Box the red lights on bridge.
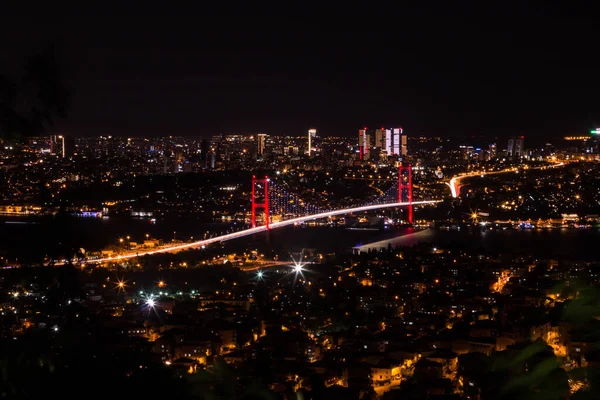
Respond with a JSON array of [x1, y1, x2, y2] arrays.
[[398, 164, 413, 224], [251, 176, 269, 229]]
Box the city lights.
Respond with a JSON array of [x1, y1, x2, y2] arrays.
[[116, 280, 126, 292], [293, 263, 304, 273], [2, 14, 600, 399], [76, 200, 439, 265]]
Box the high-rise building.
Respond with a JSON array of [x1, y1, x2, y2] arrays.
[[50, 134, 75, 158], [308, 128, 317, 156], [256, 133, 267, 158], [375, 128, 385, 148], [392, 128, 401, 155], [49, 134, 62, 156], [200, 139, 210, 168], [385, 129, 392, 154], [507, 136, 524, 157], [361, 126, 404, 159], [358, 127, 370, 160], [489, 143, 497, 159]]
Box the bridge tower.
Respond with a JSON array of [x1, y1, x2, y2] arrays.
[[398, 164, 413, 223], [251, 176, 270, 229]]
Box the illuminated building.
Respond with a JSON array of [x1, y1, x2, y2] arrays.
[[401, 132, 407, 156], [385, 128, 392, 154], [507, 136, 524, 158], [375, 128, 385, 148], [256, 133, 267, 158], [393, 128, 401, 155], [358, 127, 370, 160], [308, 128, 317, 156], [564, 136, 591, 141], [49, 134, 75, 158], [489, 143, 497, 158]]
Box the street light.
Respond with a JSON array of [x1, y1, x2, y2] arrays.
[[116, 280, 126, 292]]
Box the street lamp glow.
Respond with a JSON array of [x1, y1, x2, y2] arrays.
[[146, 298, 156, 308], [12, 292, 18, 298], [293, 263, 304, 273], [256, 270, 264, 279]]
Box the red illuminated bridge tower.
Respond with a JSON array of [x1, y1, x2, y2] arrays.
[[398, 164, 413, 224], [251, 176, 269, 229]]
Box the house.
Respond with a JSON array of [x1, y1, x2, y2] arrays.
[[370, 359, 402, 384], [169, 357, 197, 377], [426, 349, 458, 381], [414, 358, 443, 382]]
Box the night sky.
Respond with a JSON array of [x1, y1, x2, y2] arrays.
[[3, 3, 600, 142]]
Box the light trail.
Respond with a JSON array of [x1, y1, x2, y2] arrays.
[[447, 162, 565, 198], [82, 200, 440, 264]]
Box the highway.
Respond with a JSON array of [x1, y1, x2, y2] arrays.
[[448, 162, 565, 198], [83, 200, 440, 264]]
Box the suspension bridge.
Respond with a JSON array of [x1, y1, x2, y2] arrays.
[[84, 165, 440, 264]]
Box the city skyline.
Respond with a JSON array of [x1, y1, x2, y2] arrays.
[[2, 5, 600, 399]]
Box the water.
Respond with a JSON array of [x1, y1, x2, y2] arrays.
[[1, 214, 599, 263], [358, 227, 600, 260], [0, 215, 231, 262]]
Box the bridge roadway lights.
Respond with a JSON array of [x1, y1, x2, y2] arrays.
[[78, 200, 440, 265]]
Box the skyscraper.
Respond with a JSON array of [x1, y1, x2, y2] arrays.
[[375, 128, 385, 148], [507, 136, 524, 157], [392, 128, 401, 155], [256, 133, 267, 158], [49, 134, 62, 156], [401, 133, 407, 156], [63, 135, 75, 158], [308, 128, 317, 156], [385, 129, 392, 154], [489, 143, 497, 159], [50, 134, 75, 158], [358, 127, 370, 160], [200, 139, 210, 168]]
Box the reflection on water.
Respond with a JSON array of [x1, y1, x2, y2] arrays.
[[357, 229, 435, 251], [1, 214, 599, 262], [359, 227, 600, 259]]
